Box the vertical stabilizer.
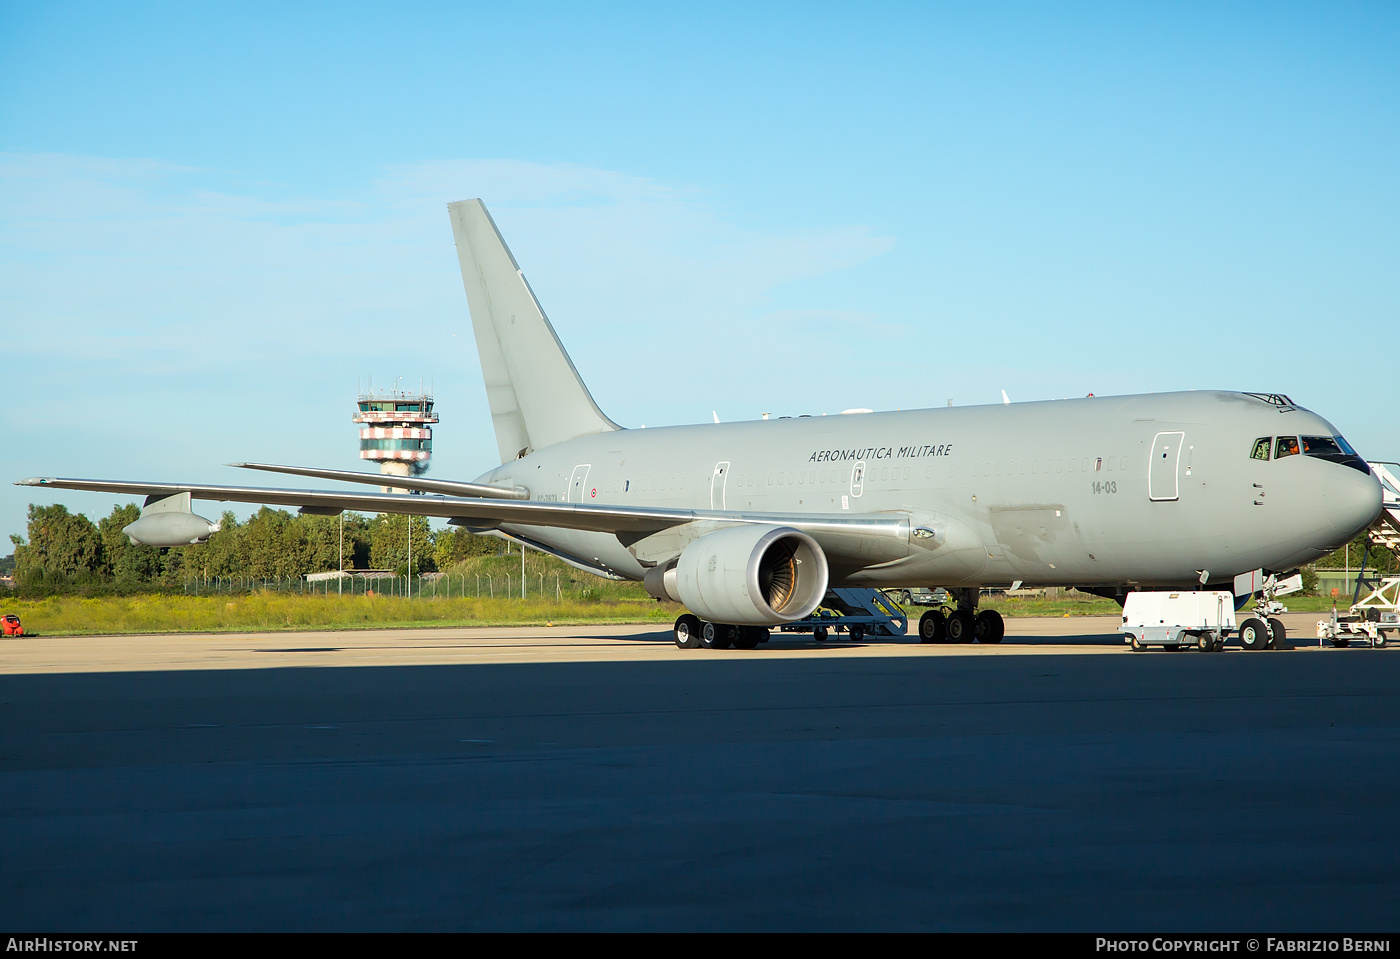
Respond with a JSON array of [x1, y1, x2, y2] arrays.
[[449, 199, 620, 463]]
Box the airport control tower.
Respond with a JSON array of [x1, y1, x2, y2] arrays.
[[353, 386, 437, 493]]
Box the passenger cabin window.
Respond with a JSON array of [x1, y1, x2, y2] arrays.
[[1250, 438, 1271, 461], [1275, 436, 1300, 459]]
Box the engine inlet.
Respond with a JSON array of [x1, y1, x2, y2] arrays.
[[759, 539, 798, 611]]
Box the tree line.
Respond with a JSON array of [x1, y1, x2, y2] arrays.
[[5, 501, 1396, 598], [6, 502, 505, 596]]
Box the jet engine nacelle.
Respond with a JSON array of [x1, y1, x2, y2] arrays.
[[122, 492, 221, 546], [659, 525, 829, 626]]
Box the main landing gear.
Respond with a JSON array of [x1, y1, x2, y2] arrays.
[[917, 588, 1004, 645], [673, 613, 769, 650]]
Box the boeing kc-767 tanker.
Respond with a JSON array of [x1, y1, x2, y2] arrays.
[[20, 200, 1384, 649]]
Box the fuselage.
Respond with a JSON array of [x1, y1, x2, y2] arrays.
[[476, 390, 1381, 591]]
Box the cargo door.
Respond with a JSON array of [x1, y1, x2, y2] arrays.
[[1148, 432, 1185, 502]]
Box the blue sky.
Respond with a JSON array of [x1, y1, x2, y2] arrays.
[[2, 2, 1396, 543]]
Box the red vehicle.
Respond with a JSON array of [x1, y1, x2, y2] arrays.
[[1, 614, 23, 637]]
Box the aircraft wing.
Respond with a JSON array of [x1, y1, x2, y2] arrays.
[[15, 476, 910, 544]]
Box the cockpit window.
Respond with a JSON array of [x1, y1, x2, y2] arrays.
[[1301, 435, 1372, 474], [1250, 437, 1271, 461], [1301, 436, 1342, 458], [1275, 436, 1300, 459]]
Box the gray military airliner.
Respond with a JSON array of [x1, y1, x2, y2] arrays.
[[19, 200, 1383, 649]]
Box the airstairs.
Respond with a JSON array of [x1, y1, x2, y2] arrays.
[[778, 588, 909, 642], [1318, 462, 1400, 647]]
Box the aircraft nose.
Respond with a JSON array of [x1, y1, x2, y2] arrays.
[[1324, 466, 1383, 539]]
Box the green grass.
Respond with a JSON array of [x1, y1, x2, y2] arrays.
[[3, 591, 680, 637], [2, 543, 1359, 637], [980, 593, 1124, 617]]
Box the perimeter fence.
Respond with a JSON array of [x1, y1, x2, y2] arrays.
[[182, 572, 605, 601]]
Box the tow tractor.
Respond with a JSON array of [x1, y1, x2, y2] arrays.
[[1317, 461, 1400, 648]]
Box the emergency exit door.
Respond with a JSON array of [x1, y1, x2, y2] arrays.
[[710, 461, 730, 510], [567, 464, 591, 502]]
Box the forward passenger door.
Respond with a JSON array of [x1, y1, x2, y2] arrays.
[[1148, 432, 1185, 502]]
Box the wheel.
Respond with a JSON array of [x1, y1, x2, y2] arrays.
[[947, 610, 975, 643], [1197, 631, 1213, 651], [701, 622, 733, 649], [674, 614, 703, 649], [1267, 617, 1292, 650], [900, 590, 913, 606], [732, 626, 761, 649], [918, 609, 946, 644], [1238, 617, 1268, 651], [1377, 632, 1388, 649], [1129, 633, 1145, 651], [813, 625, 828, 642], [849, 624, 865, 642], [974, 609, 1004, 644]]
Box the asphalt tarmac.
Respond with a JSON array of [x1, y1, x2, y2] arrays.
[[2, 614, 1397, 932]]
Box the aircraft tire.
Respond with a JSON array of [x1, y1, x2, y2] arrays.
[[674, 614, 703, 649], [918, 609, 946, 643], [1239, 618, 1269, 651], [702, 622, 734, 650], [1268, 617, 1292, 650], [947, 610, 975, 643], [732, 626, 762, 649], [974, 609, 1004, 644]]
